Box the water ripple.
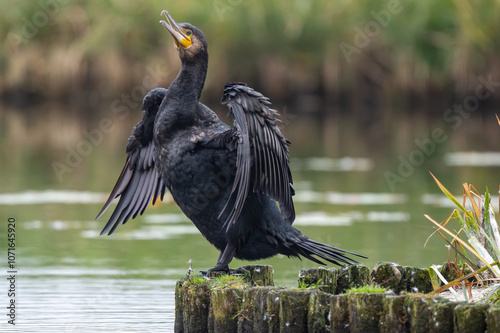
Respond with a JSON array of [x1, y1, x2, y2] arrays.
[[292, 157, 374, 172], [444, 151, 500, 167]]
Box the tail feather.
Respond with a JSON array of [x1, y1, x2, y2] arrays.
[[308, 239, 367, 258], [293, 244, 328, 266], [294, 238, 366, 266]]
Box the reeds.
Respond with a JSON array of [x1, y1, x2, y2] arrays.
[[425, 172, 500, 303], [1, 0, 499, 103]]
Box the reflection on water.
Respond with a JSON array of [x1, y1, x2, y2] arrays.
[[1, 102, 500, 331], [445, 152, 500, 166], [294, 190, 407, 205], [0, 190, 106, 205], [18, 267, 176, 333], [423, 193, 500, 208], [82, 225, 200, 240], [292, 157, 374, 172], [293, 211, 410, 226]]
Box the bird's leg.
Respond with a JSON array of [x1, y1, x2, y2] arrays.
[[203, 242, 236, 276]]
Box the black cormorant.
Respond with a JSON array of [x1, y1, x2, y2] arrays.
[[96, 10, 366, 274]]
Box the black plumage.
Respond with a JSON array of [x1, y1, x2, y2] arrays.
[[96, 10, 366, 273]]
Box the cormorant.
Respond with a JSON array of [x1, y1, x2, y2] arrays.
[[96, 10, 366, 274]]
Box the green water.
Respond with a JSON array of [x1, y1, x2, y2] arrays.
[[1, 102, 499, 332]]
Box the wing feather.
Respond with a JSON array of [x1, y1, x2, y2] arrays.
[[96, 88, 168, 235], [218, 82, 295, 230]]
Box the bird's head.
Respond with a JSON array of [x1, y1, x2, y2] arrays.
[[159, 11, 207, 60]]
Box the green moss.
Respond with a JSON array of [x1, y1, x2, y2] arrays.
[[180, 283, 211, 332], [280, 290, 312, 330], [403, 266, 433, 293], [210, 274, 248, 290], [371, 262, 406, 294], [346, 284, 387, 294], [298, 278, 323, 290], [330, 295, 350, 332], [298, 267, 337, 293], [486, 306, 500, 332], [307, 291, 331, 332], [180, 273, 248, 290], [454, 304, 489, 332], [336, 264, 371, 294], [182, 275, 208, 286], [379, 295, 409, 333], [210, 288, 244, 332]]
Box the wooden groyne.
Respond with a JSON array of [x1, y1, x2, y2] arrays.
[[174, 263, 500, 332]]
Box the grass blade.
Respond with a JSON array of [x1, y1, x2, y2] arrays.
[[469, 236, 500, 277], [464, 183, 481, 223], [425, 214, 498, 276], [430, 265, 459, 299], [428, 267, 441, 290], [430, 172, 471, 217]]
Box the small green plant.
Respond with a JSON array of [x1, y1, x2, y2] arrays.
[[183, 275, 208, 287], [345, 284, 387, 294], [298, 278, 323, 290]]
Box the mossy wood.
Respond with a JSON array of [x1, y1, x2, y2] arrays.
[[174, 264, 500, 332]]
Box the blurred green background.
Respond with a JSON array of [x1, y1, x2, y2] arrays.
[[2, 0, 500, 104], [1, 1, 500, 331]]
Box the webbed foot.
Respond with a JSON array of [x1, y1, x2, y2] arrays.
[[200, 264, 229, 277]]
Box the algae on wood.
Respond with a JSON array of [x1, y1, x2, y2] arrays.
[[174, 264, 500, 333], [371, 262, 406, 294], [174, 280, 185, 333], [330, 294, 350, 333], [209, 288, 244, 332], [280, 289, 312, 332], [266, 289, 283, 332], [336, 264, 370, 294], [486, 306, 500, 332], [298, 267, 337, 293], [175, 282, 211, 333], [307, 291, 331, 333], [429, 298, 458, 333], [403, 266, 433, 293], [208, 265, 274, 286], [379, 295, 410, 333], [454, 303, 488, 333], [237, 265, 274, 286], [238, 287, 276, 332], [348, 293, 384, 332], [407, 296, 433, 333]]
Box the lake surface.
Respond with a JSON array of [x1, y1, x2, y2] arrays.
[[1, 102, 499, 332]]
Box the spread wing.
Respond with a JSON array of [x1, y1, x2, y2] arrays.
[[217, 82, 295, 231], [96, 88, 168, 235]]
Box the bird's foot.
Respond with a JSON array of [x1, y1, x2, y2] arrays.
[[200, 266, 250, 278], [200, 263, 228, 277]]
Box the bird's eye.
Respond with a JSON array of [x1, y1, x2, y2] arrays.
[[185, 30, 192, 36]]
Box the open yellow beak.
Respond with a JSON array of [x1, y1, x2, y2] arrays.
[[159, 11, 192, 48]]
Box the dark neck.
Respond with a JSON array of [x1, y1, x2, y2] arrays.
[[170, 51, 208, 102]]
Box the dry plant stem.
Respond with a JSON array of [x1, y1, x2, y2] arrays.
[[429, 261, 499, 295], [425, 215, 499, 277]]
